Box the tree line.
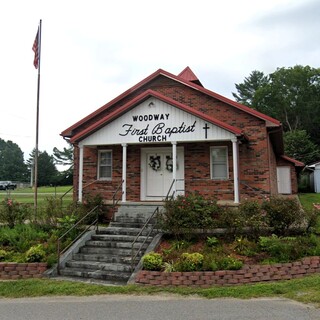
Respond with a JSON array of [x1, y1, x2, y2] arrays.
[[1, 64, 319, 185], [0, 138, 73, 186], [233, 65, 320, 164]]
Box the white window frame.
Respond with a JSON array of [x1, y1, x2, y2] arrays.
[[98, 150, 112, 180], [210, 146, 229, 180]]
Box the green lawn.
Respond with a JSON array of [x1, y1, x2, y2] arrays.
[[0, 186, 73, 204], [299, 193, 320, 211], [0, 275, 320, 307]]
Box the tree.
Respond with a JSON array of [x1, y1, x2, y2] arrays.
[[53, 145, 74, 185], [254, 66, 320, 144], [284, 130, 320, 164], [232, 70, 269, 106], [27, 150, 58, 186], [234, 65, 320, 146], [53, 145, 73, 167], [0, 138, 28, 181]]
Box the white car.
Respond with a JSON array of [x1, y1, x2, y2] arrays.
[[0, 181, 17, 190]]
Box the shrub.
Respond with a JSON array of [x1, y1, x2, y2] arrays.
[[203, 253, 219, 271], [208, 260, 219, 272], [216, 200, 266, 239], [258, 234, 312, 263], [0, 249, 8, 261], [233, 236, 257, 256], [216, 207, 245, 238], [35, 196, 64, 226], [203, 254, 243, 271], [142, 252, 163, 271], [163, 261, 175, 272], [159, 193, 221, 239], [171, 240, 191, 250], [238, 200, 266, 239], [0, 198, 31, 228], [262, 197, 303, 235], [304, 207, 320, 234], [25, 244, 46, 262], [57, 214, 77, 231], [220, 256, 243, 270], [174, 252, 204, 272], [81, 193, 106, 223], [0, 224, 49, 252], [206, 236, 219, 247]]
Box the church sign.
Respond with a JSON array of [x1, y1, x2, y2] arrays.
[[79, 98, 235, 146], [119, 112, 197, 143]]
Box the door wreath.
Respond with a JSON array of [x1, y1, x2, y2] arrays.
[[149, 155, 161, 171], [166, 155, 173, 172]]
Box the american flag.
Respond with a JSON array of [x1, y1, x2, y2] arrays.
[[32, 29, 39, 69]]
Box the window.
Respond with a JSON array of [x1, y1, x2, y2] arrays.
[[211, 147, 228, 180], [98, 150, 112, 180]]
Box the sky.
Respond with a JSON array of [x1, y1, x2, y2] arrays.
[[0, 0, 319, 161]]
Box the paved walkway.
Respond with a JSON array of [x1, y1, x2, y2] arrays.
[[0, 295, 319, 320]]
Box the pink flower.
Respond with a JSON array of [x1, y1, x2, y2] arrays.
[[7, 199, 13, 207], [313, 203, 320, 210]]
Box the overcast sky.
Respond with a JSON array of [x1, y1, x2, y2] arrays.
[[0, 0, 319, 160]]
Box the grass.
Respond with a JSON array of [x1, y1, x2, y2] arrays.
[[0, 276, 320, 307], [0, 192, 319, 307], [299, 193, 320, 211], [0, 185, 73, 204]]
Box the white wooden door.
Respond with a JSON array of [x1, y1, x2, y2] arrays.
[[146, 152, 172, 198], [142, 148, 184, 200], [277, 166, 292, 194]]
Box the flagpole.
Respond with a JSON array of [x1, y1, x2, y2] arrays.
[[34, 19, 42, 214]]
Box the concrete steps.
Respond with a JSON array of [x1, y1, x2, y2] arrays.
[[57, 204, 162, 284]]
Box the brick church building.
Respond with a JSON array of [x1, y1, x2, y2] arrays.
[[61, 67, 303, 205]]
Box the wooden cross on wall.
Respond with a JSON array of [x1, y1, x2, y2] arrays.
[[203, 123, 210, 139]]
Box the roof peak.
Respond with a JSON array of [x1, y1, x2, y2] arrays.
[[178, 66, 203, 87]]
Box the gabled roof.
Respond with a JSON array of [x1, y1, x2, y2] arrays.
[[70, 89, 245, 144], [306, 160, 320, 169], [280, 155, 304, 167], [61, 67, 281, 138], [178, 66, 203, 86]]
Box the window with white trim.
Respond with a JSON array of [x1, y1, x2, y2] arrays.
[[211, 146, 228, 180], [98, 150, 112, 180]]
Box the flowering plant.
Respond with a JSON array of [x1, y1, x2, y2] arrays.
[[0, 198, 31, 228]]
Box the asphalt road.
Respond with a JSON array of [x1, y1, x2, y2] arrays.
[[1, 295, 319, 320]]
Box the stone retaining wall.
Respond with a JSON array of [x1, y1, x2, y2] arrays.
[[0, 263, 47, 280], [135, 256, 320, 287]]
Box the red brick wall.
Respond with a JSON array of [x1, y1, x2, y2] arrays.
[[77, 141, 276, 202], [0, 263, 47, 280], [268, 135, 278, 195], [72, 77, 282, 202], [135, 256, 320, 287], [184, 142, 234, 200]]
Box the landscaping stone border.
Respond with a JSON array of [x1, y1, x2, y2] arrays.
[[0, 263, 47, 280], [135, 256, 320, 287]]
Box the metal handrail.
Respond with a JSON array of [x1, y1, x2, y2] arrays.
[[131, 206, 159, 271], [165, 179, 176, 201], [110, 179, 124, 222], [59, 180, 101, 203], [130, 179, 182, 271], [57, 205, 100, 275], [112, 179, 124, 208], [60, 186, 73, 202]]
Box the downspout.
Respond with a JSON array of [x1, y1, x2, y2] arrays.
[[78, 145, 84, 202], [232, 138, 240, 204], [267, 130, 272, 194], [172, 141, 177, 198]]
